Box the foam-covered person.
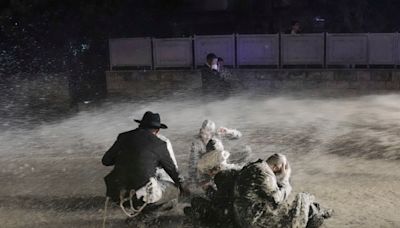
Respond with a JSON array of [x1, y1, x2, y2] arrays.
[[233, 153, 333, 228], [188, 119, 246, 187]]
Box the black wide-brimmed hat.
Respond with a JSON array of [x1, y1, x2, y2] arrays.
[[134, 111, 168, 129]]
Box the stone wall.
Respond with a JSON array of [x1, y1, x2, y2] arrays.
[[106, 70, 201, 96], [0, 73, 71, 120], [106, 69, 400, 96]]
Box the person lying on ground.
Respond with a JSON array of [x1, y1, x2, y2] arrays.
[[234, 153, 333, 228]]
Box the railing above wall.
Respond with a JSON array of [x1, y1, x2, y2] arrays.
[[194, 34, 235, 67], [109, 38, 152, 69], [236, 34, 279, 66], [281, 33, 324, 66], [109, 33, 400, 70], [153, 37, 193, 68]]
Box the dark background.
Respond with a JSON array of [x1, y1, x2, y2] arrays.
[[1, 0, 399, 101]]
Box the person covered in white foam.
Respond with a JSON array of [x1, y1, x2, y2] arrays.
[[197, 138, 242, 189], [188, 119, 247, 187]]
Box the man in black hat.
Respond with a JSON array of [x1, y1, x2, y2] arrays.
[[102, 111, 186, 208]]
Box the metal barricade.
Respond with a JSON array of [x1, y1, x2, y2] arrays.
[[236, 34, 279, 66]]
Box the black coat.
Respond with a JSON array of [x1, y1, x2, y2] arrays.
[[201, 65, 230, 93], [102, 128, 182, 202]]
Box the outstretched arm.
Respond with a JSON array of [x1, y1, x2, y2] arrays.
[[101, 135, 122, 166], [217, 127, 242, 139]]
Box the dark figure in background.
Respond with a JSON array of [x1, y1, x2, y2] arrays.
[[217, 57, 246, 90], [102, 111, 186, 208], [286, 20, 302, 34], [201, 53, 231, 96]]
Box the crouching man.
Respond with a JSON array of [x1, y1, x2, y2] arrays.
[[102, 111, 187, 217], [233, 154, 333, 228]]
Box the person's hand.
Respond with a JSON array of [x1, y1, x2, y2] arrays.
[[217, 127, 227, 134], [208, 166, 221, 177], [280, 161, 291, 180], [179, 183, 191, 197]]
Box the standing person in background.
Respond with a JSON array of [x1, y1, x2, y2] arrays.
[[217, 57, 231, 81], [217, 57, 245, 90], [286, 20, 302, 34], [201, 53, 230, 96]]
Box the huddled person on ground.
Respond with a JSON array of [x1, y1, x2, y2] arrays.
[[185, 153, 333, 228]]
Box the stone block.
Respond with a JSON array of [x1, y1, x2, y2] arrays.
[[368, 81, 387, 89], [281, 81, 303, 89], [303, 80, 325, 89], [306, 71, 323, 81], [325, 81, 337, 89], [255, 72, 273, 80], [358, 81, 369, 90], [391, 71, 400, 82], [357, 71, 370, 81], [385, 82, 400, 90], [334, 71, 357, 81], [283, 71, 305, 80], [271, 80, 284, 89], [335, 81, 350, 89], [321, 71, 334, 81], [370, 71, 392, 81], [348, 81, 361, 89], [148, 74, 159, 81], [173, 74, 185, 81]]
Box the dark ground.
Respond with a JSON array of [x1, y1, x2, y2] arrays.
[[0, 92, 399, 227]]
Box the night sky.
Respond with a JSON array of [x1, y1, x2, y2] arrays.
[[1, 0, 400, 99]]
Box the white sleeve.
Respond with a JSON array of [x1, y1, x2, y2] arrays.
[[157, 134, 178, 169], [218, 127, 242, 139]]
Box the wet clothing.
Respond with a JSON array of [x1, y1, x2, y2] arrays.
[[185, 170, 240, 227], [219, 68, 245, 90], [197, 138, 243, 186], [188, 127, 243, 185], [102, 128, 182, 202], [201, 65, 231, 94], [155, 134, 179, 183], [233, 159, 330, 228]]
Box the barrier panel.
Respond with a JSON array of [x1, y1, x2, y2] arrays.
[[236, 34, 279, 66], [281, 33, 324, 65], [153, 38, 193, 68], [368, 33, 397, 65], [327, 34, 368, 65], [109, 38, 152, 68], [109, 33, 400, 69], [194, 35, 235, 67]]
